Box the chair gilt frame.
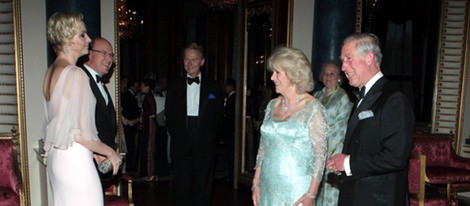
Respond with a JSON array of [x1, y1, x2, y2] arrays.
[[354, 0, 470, 154]]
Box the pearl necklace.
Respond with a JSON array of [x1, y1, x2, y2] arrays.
[[281, 96, 304, 112]]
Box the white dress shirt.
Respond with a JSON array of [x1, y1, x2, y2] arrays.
[[345, 71, 384, 176], [83, 64, 109, 105], [186, 73, 201, 116]]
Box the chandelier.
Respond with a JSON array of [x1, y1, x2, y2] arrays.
[[118, 0, 140, 40], [202, 0, 239, 10]]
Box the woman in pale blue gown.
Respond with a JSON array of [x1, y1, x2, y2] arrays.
[[314, 62, 353, 206], [252, 46, 327, 206]]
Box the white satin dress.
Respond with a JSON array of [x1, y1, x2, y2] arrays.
[[44, 65, 103, 206]]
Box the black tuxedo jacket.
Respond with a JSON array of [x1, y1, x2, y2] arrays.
[[165, 76, 224, 160], [81, 67, 117, 149], [223, 92, 236, 137], [339, 77, 414, 206], [121, 89, 140, 121]]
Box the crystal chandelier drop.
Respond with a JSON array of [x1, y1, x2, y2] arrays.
[[202, 0, 239, 10], [118, 0, 140, 40]]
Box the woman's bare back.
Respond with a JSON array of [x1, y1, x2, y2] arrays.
[[44, 58, 71, 101]]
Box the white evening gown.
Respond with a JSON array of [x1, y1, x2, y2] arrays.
[[44, 65, 103, 206]]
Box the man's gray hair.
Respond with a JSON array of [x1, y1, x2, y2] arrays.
[[344, 33, 383, 65]]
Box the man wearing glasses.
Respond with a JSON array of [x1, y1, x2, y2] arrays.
[[81, 37, 117, 159]]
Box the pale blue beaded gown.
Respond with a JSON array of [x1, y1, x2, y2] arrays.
[[256, 97, 327, 206]]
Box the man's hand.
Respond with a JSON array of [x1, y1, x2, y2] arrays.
[[327, 153, 347, 174]]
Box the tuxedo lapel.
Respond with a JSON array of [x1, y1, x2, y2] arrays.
[[182, 79, 188, 116], [81, 66, 114, 120], [81, 67, 107, 108], [92, 80, 108, 109], [199, 76, 209, 118], [344, 77, 387, 150], [103, 84, 116, 128], [179, 79, 188, 129]]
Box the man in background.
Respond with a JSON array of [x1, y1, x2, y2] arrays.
[[165, 43, 224, 206], [121, 79, 141, 173], [222, 78, 236, 184]]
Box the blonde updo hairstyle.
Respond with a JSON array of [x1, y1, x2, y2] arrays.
[[268, 46, 314, 94], [47, 12, 84, 54]]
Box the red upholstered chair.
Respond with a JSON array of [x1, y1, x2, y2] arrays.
[[411, 132, 470, 203], [0, 138, 20, 206], [408, 155, 453, 206], [104, 173, 134, 206]]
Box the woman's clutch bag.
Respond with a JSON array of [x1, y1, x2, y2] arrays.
[[98, 158, 112, 174]]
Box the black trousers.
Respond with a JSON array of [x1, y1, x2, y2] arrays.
[[156, 125, 169, 176], [173, 116, 215, 206], [124, 124, 139, 172]]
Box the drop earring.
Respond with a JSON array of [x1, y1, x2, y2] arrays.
[[65, 45, 70, 55]]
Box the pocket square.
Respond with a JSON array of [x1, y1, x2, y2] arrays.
[[358, 110, 374, 120], [208, 93, 216, 99]]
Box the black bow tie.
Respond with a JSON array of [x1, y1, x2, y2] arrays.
[[96, 75, 103, 83], [187, 76, 200, 85], [359, 86, 366, 99]]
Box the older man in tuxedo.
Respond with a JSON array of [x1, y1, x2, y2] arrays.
[[327, 33, 414, 205], [81, 37, 117, 151], [165, 43, 224, 206]]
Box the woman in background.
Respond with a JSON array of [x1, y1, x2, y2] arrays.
[[139, 79, 157, 181], [252, 46, 327, 206], [314, 61, 353, 206], [43, 12, 122, 205]]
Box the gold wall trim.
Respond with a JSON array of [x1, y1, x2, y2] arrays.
[[354, 0, 362, 33], [12, 0, 30, 204], [114, 0, 123, 152], [457, 0, 469, 154], [432, 0, 469, 154], [286, 0, 293, 46]]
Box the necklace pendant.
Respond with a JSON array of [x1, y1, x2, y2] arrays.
[[281, 98, 299, 112]]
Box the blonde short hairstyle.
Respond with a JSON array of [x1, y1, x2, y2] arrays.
[[268, 46, 314, 94], [47, 12, 84, 53]]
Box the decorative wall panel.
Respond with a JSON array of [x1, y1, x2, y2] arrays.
[[432, 0, 469, 153]]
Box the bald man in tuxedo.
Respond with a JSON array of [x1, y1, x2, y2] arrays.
[[81, 37, 117, 166]]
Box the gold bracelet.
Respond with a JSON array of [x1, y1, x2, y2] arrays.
[[305, 193, 316, 199]]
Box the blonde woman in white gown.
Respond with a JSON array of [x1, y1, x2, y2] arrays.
[[43, 12, 122, 206]]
